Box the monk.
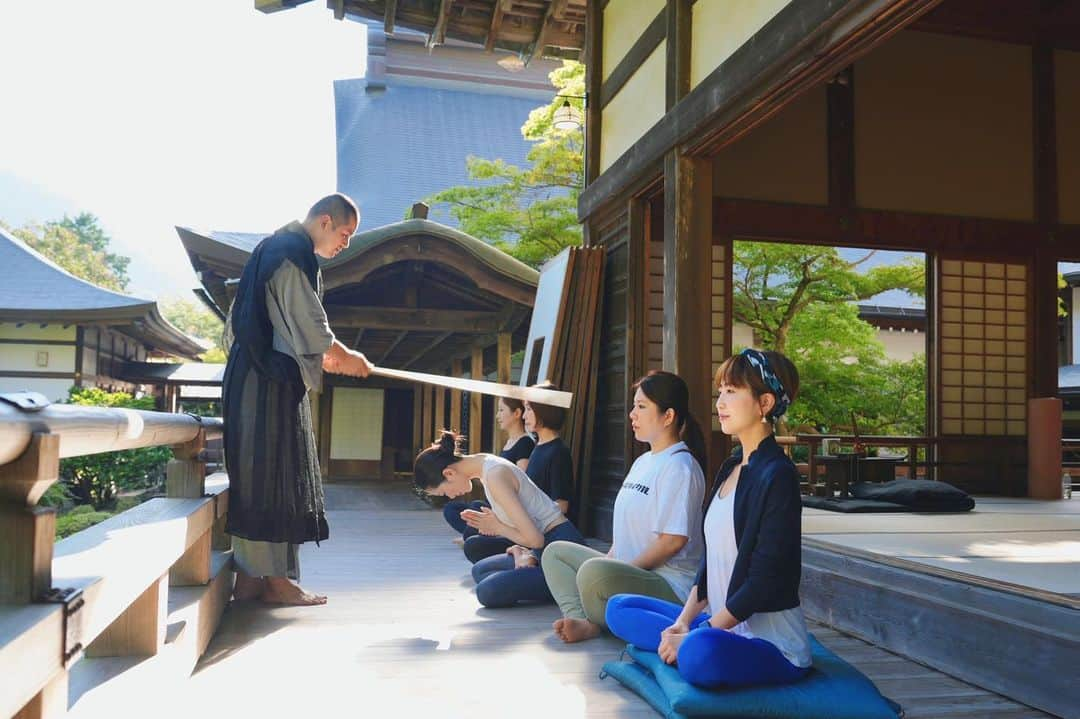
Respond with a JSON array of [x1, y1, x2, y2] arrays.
[[223, 193, 372, 605]]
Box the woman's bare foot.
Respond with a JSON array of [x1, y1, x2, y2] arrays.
[[232, 573, 266, 601], [261, 576, 327, 606], [552, 617, 601, 643], [507, 545, 538, 569]]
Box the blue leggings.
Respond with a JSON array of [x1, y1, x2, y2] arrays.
[[605, 594, 808, 689], [471, 521, 586, 608]]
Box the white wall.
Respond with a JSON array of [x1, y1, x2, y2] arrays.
[[330, 387, 385, 461]]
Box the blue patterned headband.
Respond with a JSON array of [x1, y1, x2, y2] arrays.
[[740, 348, 791, 421]]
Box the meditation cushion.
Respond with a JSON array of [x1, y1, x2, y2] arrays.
[[851, 478, 975, 512], [602, 635, 901, 719], [801, 495, 908, 513]]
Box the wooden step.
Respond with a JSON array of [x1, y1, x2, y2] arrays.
[[67, 551, 233, 716]]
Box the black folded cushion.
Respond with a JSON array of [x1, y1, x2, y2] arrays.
[[850, 479, 975, 512]]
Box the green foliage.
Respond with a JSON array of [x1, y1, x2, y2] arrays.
[[60, 387, 172, 509], [13, 213, 130, 291], [56, 510, 115, 539], [1059, 272, 1069, 319], [733, 242, 927, 436], [425, 61, 584, 267], [38, 481, 73, 509], [160, 297, 226, 362]]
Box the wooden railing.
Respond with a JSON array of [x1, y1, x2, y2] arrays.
[[1064, 439, 1080, 492], [0, 395, 229, 719], [787, 434, 938, 497]]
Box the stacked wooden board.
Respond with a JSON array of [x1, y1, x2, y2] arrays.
[[532, 246, 606, 533]]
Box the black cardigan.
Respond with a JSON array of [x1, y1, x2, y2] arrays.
[[693, 433, 803, 622]]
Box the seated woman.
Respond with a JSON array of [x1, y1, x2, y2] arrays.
[[541, 371, 706, 643], [414, 431, 586, 608], [462, 387, 573, 563], [442, 397, 535, 540], [605, 349, 812, 689]]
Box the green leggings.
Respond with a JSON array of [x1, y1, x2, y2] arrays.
[[539, 540, 681, 626]]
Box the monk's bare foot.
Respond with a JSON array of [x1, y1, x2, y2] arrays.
[[261, 577, 327, 606], [507, 545, 538, 569], [232, 573, 266, 601], [555, 618, 601, 643]]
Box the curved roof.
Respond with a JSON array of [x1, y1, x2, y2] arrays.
[[0, 225, 151, 316], [324, 218, 538, 287], [0, 226, 207, 359], [178, 217, 538, 312]]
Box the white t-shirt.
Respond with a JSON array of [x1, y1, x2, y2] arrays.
[[703, 487, 812, 668], [610, 442, 705, 600]]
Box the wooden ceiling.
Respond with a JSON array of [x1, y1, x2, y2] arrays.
[[333, 0, 586, 62], [912, 0, 1080, 50]]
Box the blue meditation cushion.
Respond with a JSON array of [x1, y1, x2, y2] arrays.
[[601, 658, 689, 719], [609, 635, 901, 718]]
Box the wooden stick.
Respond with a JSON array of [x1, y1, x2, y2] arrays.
[[371, 367, 573, 408]]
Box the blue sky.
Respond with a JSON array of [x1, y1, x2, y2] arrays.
[[0, 1, 364, 300]]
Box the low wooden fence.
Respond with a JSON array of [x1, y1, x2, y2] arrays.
[[0, 395, 230, 718]]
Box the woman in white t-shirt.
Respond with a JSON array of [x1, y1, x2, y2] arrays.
[[540, 371, 706, 643]]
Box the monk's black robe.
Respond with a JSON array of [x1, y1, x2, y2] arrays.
[[222, 222, 332, 545]]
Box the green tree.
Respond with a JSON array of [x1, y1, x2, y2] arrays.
[[425, 61, 584, 267], [12, 213, 130, 291], [60, 387, 172, 508], [733, 242, 927, 435], [161, 297, 227, 363]]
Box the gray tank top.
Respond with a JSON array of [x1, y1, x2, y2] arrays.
[[481, 455, 564, 533]]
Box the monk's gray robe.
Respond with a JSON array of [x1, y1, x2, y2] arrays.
[[222, 222, 334, 578]]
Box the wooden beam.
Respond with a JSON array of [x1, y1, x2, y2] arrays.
[[402, 332, 454, 370], [326, 306, 506, 332], [663, 150, 712, 472], [413, 384, 423, 454], [526, 0, 566, 66], [435, 378, 447, 436], [827, 66, 856, 211], [469, 347, 484, 453], [420, 380, 433, 448], [377, 331, 409, 365], [666, 0, 691, 111], [584, 0, 602, 185], [333, 0, 345, 20], [352, 327, 365, 350], [485, 0, 506, 53], [600, 8, 666, 109], [580, 0, 941, 221], [384, 0, 398, 35], [429, 0, 452, 48]]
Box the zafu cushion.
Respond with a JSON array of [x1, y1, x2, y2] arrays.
[[851, 479, 975, 512], [602, 635, 900, 719]]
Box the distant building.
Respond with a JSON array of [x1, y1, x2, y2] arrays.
[[334, 21, 562, 230], [0, 227, 206, 403]]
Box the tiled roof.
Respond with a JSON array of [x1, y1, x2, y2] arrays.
[[334, 79, 540, 231], [0, 225, 151, 314]]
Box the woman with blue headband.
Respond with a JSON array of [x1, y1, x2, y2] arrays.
[[605, 349, 812, 688]]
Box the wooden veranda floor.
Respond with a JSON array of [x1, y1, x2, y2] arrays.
[[164, 480, 1053, 719]]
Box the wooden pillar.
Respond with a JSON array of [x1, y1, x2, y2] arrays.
[[450, 359, 463, 434], [665, 0, 690, 111], [1032, 43, 1059, 400], [1028, 398, 1063, 499], [584, 0, 602, 185], [494, 334, 512, 450], [435, 375, 447, 435], [167, 428, 211, 585], [413, 385, 424, 455], [420, 381, 432, 448], [663, 149, 713, 473], [470, 347, 484, 453], [0, 434, 60, 604]]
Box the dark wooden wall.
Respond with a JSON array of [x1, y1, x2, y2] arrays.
[[585, 211, 631, 540]]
